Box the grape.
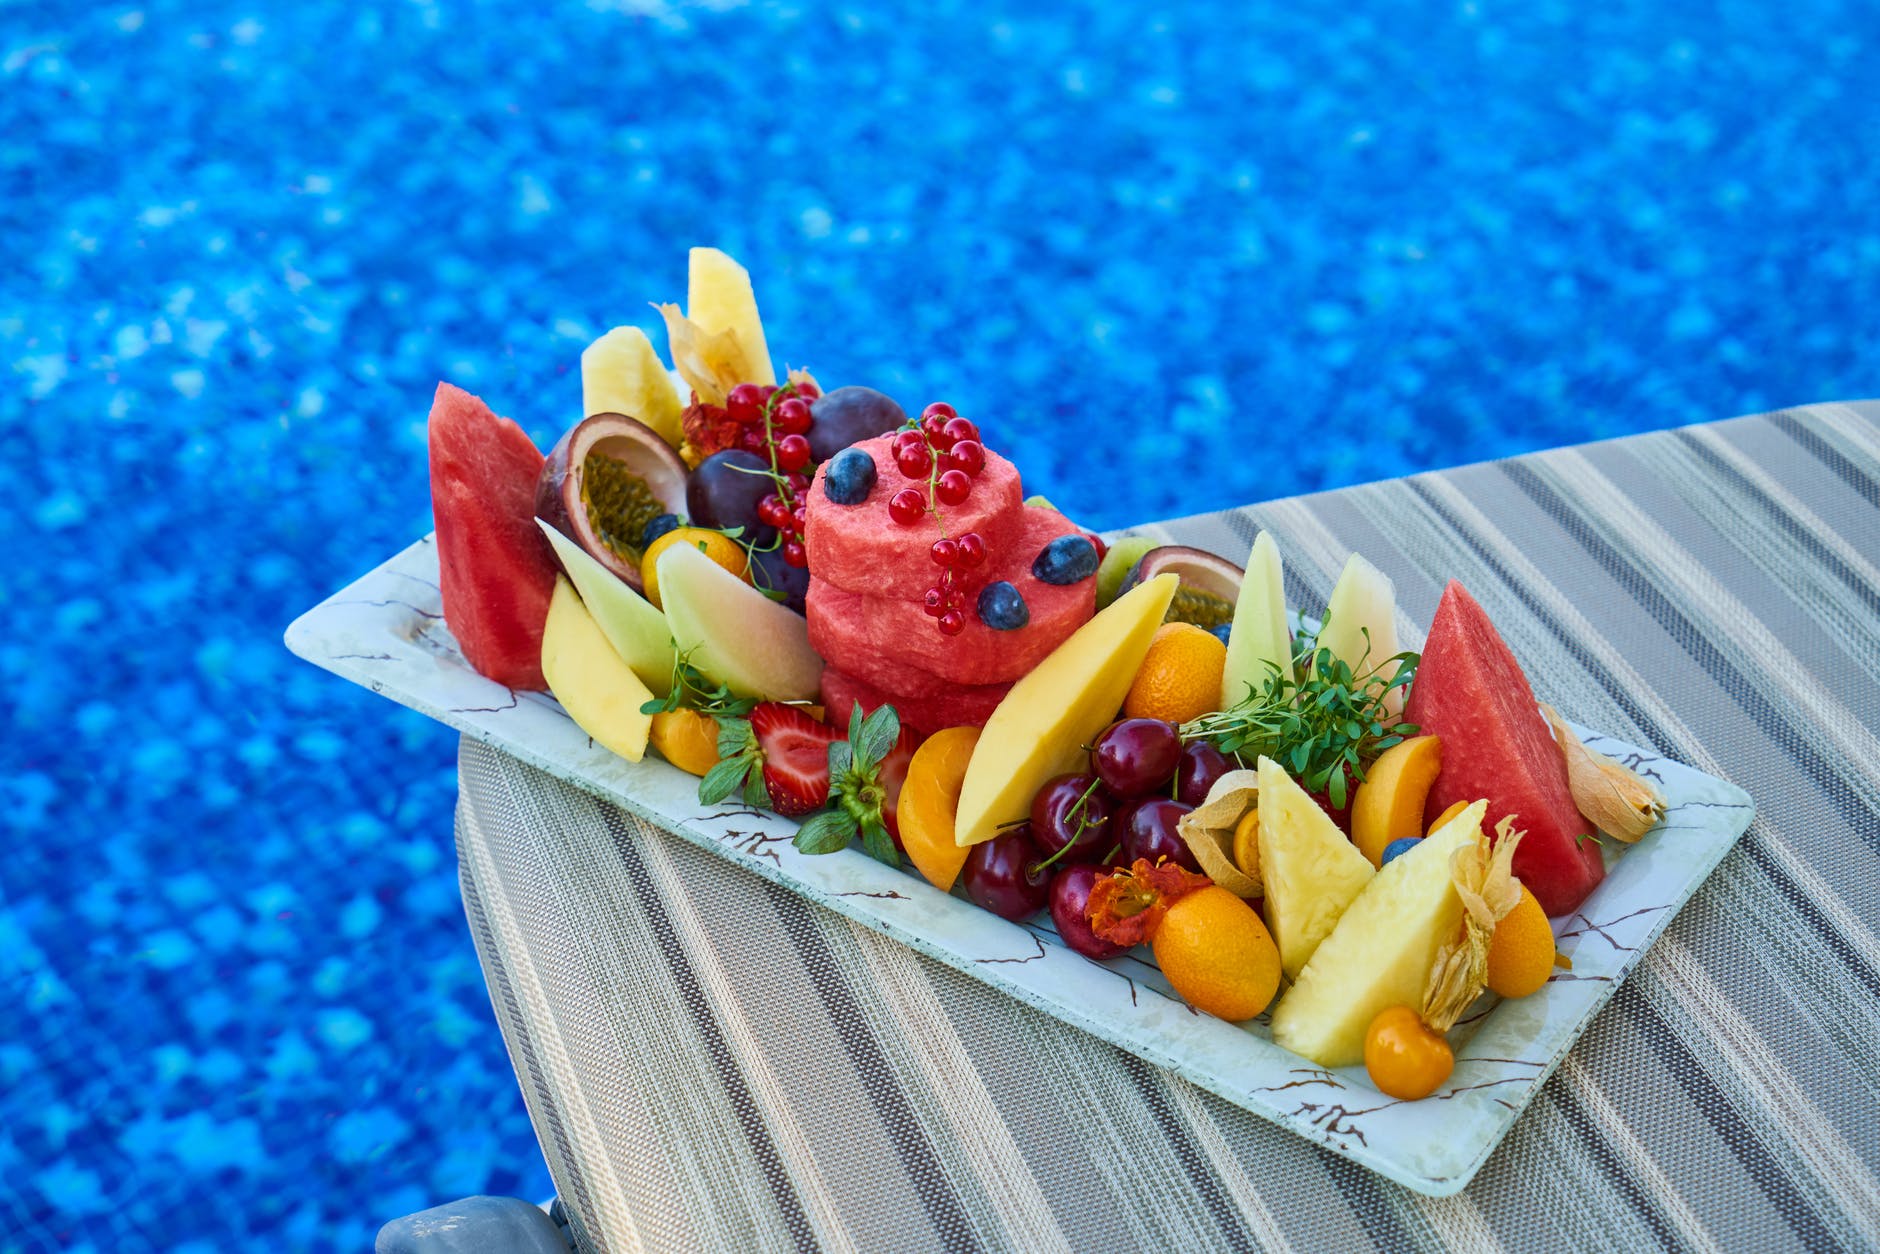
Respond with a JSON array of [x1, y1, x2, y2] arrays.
[[1175, 741, 1234, 806], [688, 450, 778, 544], [1050, 864, 1127, 960], [749, 544, 810, 613], [1111, 798, 1199, 872], [1029, 773, 1113, 862], [1091, 718, 1182, 797], [807, 386, 908, 461], [961, 825, 1051, 920]]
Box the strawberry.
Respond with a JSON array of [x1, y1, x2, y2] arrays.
[[877, 725, 922, 846], [698, 702, 836, 815], [750, 703, 838, 816]]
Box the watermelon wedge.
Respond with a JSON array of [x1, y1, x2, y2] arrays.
[[428, 382, 556, 690], [1403, 581, 1602, 916]]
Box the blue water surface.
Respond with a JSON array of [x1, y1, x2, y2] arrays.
[[4, 1, 1877, 1249]]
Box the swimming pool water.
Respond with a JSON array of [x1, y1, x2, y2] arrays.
[[5, 2, 1876, 1249]]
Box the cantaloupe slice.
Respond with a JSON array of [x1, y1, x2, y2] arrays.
[[537, 520, 675, 696], [1314, 553, 1403, 714], [541, 576, 655, 762], [1222, 530, 1291, 707], [954, 574, 1178, 847], [656, 540, 822, 702], [1269, 800, 1486, 1068], [688, 248, 774, 387], [581, 326, 686, 450], [1256, 756, 1376, 979]]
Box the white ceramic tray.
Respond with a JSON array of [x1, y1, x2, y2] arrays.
[[287, 534, 1754, 1196]]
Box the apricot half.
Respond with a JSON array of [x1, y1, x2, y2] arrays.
[[1350, 735, 1444, 868]]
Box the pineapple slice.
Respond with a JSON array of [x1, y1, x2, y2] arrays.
[[1269, 801, 1487, 1068], [688, 247, 775, 387], [1257, 756, 1376, 980], [581, 326, 686, 450], [1314, 553, 1405, 716], [1222, 530, 1291, 708]]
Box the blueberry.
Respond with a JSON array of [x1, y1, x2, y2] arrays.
[[976, 580, 1030, 630], [1380, 837, 1421, 866], [1031, 535, 1099, 585], [1210, 622, 1233, 645], [640, 513, 681, 547], [823, 447, 877, 505]]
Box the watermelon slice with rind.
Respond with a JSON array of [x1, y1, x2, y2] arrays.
[[428, 383, 556, 690], [1404, 580, 1603, 916]]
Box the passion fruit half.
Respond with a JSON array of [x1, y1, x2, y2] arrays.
[[1121, 545, 1243, 630], [536, 412, 690, 592]]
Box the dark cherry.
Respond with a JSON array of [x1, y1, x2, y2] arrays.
[[1029, 773, 1114, 863], [1090, 718, 1183, 798], [1175, 741, 1234, 806], [1111, 797, 1199, 872], [1049, 864, 1127, 960], [960, 825, 1051, 921]]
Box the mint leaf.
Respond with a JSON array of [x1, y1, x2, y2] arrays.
[[698, 758, 750, 806], [795, 809, 858, 855], [715, 717, 754, 759]]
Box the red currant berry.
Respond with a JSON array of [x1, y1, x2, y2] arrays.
[[727, 382, 766, 426], [739, 427, 769, 455], [956, 532, 985, 567], [776, 433, 812, 471], [889, 488, 926, 525], [941, 417, 979, 447], [758, 494, 789, 529], [947, 587, 965, 607], [775, 397, 812, 435], [895, 442, 933, 478], [921, 402, 957, 422], [792, 378, 821, 400], [792, 505, 808, 530], [786, 471, 810, 496], [936, 469, 971, 506], [1084, 531, 1108, 562], [923, 587, 946, 616], [926, 419, 957, 449], [930, 537, 959, 567], [782, 540, 808, 568], [944, 438, 985, 476], [756, 384, 778, 403], [938, 608, 966, 636]]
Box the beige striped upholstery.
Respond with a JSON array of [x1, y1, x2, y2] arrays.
[[457, 401, 1880, 1252]]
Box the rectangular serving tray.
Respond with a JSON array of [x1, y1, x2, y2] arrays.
[[287, 532, 1754, 1196]]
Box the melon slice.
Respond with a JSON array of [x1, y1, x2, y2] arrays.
[[1270, 801, 1486, 1068], [1405, 581, 1602, 916], [688, 248, 774, 387], [537, 520, 675, 696], [1315, 553, 1404, 714], [1222, 530, 1291, 707], [657, 541, 822, 702], [954, 574, 1178, 847], [1256, 756, 1376, 979], [541, 576, 654, 762], [428, 382, 556, 690], [581, 326, 685, 450]]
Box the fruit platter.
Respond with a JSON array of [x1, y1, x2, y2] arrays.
[[287, 250, 1754, 1195]]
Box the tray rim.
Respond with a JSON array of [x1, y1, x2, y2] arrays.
[[286, 532, 1755, 1197]]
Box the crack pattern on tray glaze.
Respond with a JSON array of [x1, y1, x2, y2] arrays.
[[1559, 903, 1671, 952], [834, 890, 910, 901], [716, 829, 792, 866], [450, 689, 520, 715], [1254, 1068, 1344, 1094], [975, 934, 1047, 966]]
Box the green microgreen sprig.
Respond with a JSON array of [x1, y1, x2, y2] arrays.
[[1180, 623, 1420, 810], [640, 644, 760, 722]]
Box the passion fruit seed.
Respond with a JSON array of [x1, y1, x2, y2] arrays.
[[582, 454, 666, 567], [1166, 586, 1234, 631]]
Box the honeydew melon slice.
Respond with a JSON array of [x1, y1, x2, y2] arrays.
[[656, 540, 822, 702], [1315, 553, 1405, 716], [537, 520, 675, 696], [1222, 530, 1291, 706]]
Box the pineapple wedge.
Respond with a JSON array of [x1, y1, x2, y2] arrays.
[[1269, 801, 1487, 1068], [581, 326, 686, 449], [1222, 530, 1291, 708], [688, 247, 775, 388], [1257, 756, 1376, 979], [1314, 553, 1404, 716]]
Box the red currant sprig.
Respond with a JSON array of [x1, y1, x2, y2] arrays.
[[727, 377, 822, 569], [891, 402, 990, 635]]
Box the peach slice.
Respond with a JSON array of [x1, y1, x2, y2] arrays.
[[1350, 735, 1445, 868], [897, 727, 982, 892]]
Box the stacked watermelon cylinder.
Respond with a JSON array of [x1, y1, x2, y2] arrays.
[[802, 434, 1098, 736]]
